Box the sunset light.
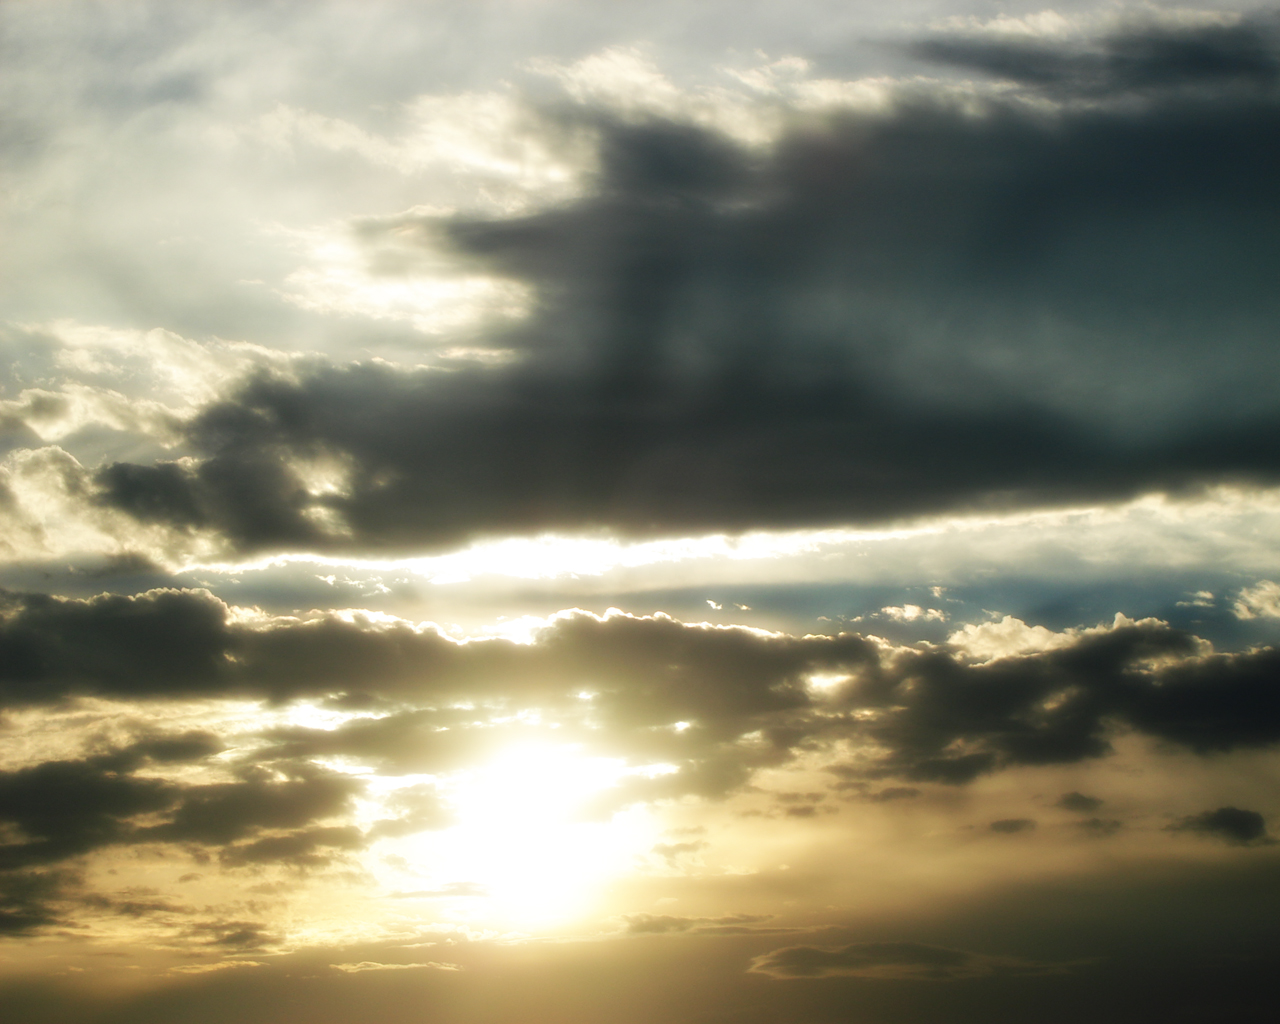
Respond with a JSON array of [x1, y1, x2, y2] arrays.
[[2, 3, 1279, 1022]]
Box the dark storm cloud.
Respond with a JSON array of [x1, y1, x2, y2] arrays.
[[6, 588, 1280, 799], [91, 19, 1280, 555], [1167, 806, 1271, 845], [748, 939, 1068, 980]]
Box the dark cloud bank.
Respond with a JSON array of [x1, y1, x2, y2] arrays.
[[1, 583, 1276, 931], [89, 18, 1280, 555], [6, 587, 1280, 777]]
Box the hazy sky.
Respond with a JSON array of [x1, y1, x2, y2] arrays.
[[3, 2, 1280, 1022]]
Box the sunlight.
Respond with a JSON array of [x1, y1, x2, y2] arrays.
[[393, 744, 656, 930]]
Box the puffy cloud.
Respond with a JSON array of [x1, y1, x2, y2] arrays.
[[1234, 580, 1280, 619], [1167, 807, 1271, 845]]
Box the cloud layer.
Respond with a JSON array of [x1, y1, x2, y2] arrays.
[[67, 16, 1280, 557]]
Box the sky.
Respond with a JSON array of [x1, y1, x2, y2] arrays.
[[2, 1, 1280, 1021]]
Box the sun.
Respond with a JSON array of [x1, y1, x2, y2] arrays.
[[388, 743, 659, 930]]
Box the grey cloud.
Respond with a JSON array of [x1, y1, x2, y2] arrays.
[[0, 587, 234, 701], [1168, 807, 1271, 845], [91, 19, 1280, 555], [911, 17, 1280, 96], [6, 589, 1280, 802], [367, 783, 454, 838], [989, 818, 1036, 834], [625, 912, 772, 935], [0, 869, 76, 934], [220, 826, 365, 868], [185, 919, 278, 950], [748, 940, 1068, 980], [138, 771, 362, 848], [0, 742, 362, 874], [0, 757, 177, 869], [1057, 791, 1103, 813]]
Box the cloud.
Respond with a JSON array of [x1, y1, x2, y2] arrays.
[[879, 605, 946, 624], [911, 14, 1280, 97], [0, 756, 178, 869], [1057, 791, 1103, 813], [138, 771, 363, 848], [6, 590, 1280, 799], [624, 912, 773, 934], [168, 960, 263, 975], [1077, 817, 1123, 837], [0, 739, 362, 871], [0, 869, 76, 935], [865, 787, 919, 802], [649, 840, 706, 866], [948, 616, 1077, 662], [1234, 580, 1280, 619], [989, 818, 1036, 834], [184, 919, 278, 950], [78, 18, 1280, 558], [367, 783, 455, 838], [1168, 807, 1272, 845], [389, 882, 487, 899], [748, 940, 1070, 980], [331, 960, 461, 973], [219, 825, 365, 868]]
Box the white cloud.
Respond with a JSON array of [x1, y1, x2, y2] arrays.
[[271, 218, 533, 337], [1234, 580, 1280, 620], [879, 604, 947, 623], [948, 615, 1075, 661], [928, 6, 1240, 40], [253, 92, 589, 204], [331, 960, 462, 973], [949, 612, 1196, 665], [1176, 590, 1215, 608]]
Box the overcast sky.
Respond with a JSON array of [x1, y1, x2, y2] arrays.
[[2, 2, 1280, 1022]]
